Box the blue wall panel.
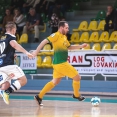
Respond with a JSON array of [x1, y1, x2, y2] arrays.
[[20, 79, 117, 93]]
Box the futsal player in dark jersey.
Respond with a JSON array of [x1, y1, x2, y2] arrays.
[[0, 22, 33, 105]]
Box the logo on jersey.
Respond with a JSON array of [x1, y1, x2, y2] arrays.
[[50, 33, 55, 37], [0, 42, 5, 54], [0, 59, 3, 65]]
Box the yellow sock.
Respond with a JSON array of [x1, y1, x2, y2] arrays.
[[38, 81, 55, 99], [72, 80, 80, 97]]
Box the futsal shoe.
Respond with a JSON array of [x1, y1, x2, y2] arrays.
[[0, 90, 9, 104], [73, 94, 85, 101], [34, 95, 43, 106]]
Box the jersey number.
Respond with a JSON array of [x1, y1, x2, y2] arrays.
[[0, 42, 5, 54]]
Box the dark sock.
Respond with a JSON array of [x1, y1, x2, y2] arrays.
[[5, 84, 18, 95]]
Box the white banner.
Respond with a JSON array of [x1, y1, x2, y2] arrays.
[[15, 52, 37, 74], [68, 50, 117, 74]]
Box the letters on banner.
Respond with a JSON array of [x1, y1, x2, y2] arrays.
[[68, 50, 117, 74]]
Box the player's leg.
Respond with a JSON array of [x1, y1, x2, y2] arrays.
[[0, 65, 26, 104], [0, 81, 10, 90], [35, 78, 62, 105], [35, 67, 64, 106], [59, 62, 85, 101], [72, 74, 85, 101], [5, 76, 27, 94]]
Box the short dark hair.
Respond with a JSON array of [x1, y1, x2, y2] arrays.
[[58, 21, 68, 28]]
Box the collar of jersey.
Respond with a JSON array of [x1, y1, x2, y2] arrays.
[[5, 33, 16, 37]]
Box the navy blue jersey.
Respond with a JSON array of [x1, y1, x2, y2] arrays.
[[0, 33, 16, 67]]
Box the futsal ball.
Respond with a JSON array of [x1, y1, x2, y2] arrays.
[[91, 96, 101, 106]]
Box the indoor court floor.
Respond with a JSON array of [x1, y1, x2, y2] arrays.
[[0, 94, 117, 117]]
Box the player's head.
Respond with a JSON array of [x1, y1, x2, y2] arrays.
[[5, 22, 17, 35], [58, 21, 69, 35]]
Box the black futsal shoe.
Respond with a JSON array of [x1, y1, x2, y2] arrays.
[[34, 95, 43, 106], [73, 94, 85, 101]]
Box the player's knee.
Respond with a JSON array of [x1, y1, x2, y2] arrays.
[[18, 76, 27, 86], [22, 77, 27, 86], [73, 74, 81, 81], [52, 79, 61, 85]]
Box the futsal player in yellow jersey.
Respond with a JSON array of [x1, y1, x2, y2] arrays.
[[32, 21, 87, 105]]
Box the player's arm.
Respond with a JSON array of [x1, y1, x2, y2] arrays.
[[32, 39, 49, 56], [68, 43, 87, 50], [10, 40, 33, 58]]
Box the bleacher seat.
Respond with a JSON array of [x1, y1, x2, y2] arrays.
[[91, 10, 106, 21], [113, 43, 117, 49], [92, 43, 101, 51], [18, 34, 28, 44], [79, 32, 89, 42], [73, 21, 88, 32], [96, 20, 105, 31], [86, 21, 98, 31], [37, 56, 43, 68], [99, 31, 110, 42], [82, 43, 90, 50], [113, 43, 117, 50], [16, 34, 20, 42], [89, 32, 99, 42], [38, 44, 52, 56], [109, 31, 117, 42], [70, 32, 79, 43], [42, 56, 53, 68], [72, 1, 80, 10], [101, 43, 111, 50], [31, 23, 46, 33], [0, 6, 5, 15], [40, 23, 46, 32]]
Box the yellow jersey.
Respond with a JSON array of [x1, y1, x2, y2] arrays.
[[47, 31, 70, 64]]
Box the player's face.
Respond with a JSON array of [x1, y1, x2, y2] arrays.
[[12, 27, 17, 35], [62, 23, 69, 35]]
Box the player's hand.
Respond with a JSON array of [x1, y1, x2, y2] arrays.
[[31, 50, 38, 57], [26, 52, 34, 59], [81, 43, 88, 48]]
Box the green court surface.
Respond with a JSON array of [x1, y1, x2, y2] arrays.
[[9, 95, 117, 103]]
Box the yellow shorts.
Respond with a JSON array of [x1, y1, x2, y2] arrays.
[[53, 62, 78, 78]]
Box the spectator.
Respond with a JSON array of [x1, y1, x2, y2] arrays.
[[104, 5, 117, 32], [2, 8, 14, 33], [48, 7, 61, 33], [22, 8, 44, 42], [10, 0, 25, 13], [23, 0, 40, 14], [13, 8, 26, 36], [55, 0, 68, 16], [35, 0, 55, 14]]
